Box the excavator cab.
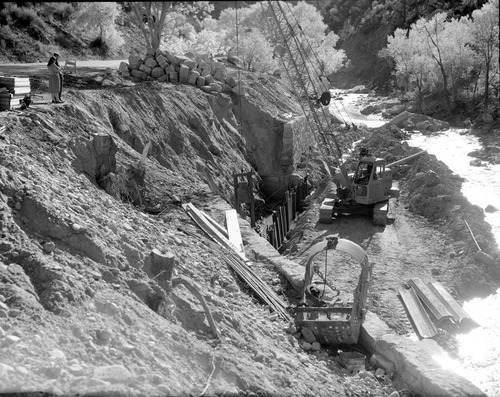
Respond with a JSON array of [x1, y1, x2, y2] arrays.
[[353, 156, 389, 205]]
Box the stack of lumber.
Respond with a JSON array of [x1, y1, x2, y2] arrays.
[[0, 76, 31, 111], [183, 203, 292, 321]]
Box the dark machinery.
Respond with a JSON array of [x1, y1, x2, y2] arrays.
[[322, 148, 427, 225], [264, 1, 426, 345], [290, 236, 373, 345]]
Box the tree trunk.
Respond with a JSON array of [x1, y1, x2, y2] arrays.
[[484, 54, 490, 109]]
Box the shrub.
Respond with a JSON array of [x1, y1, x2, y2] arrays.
[[39, 2, 77, 22], [0, 25, 15, 51], [0, 7, 12, 25], [9, 4, 39, 28], [89, 36, 110, 57]]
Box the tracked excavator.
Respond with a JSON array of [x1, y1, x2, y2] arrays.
[[264, 1, 425, 345], [322, 148, 427, 225]]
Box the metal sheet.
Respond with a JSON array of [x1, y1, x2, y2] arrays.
[[427, 281, 480, 331], [399, 287, 437, 339], [408, 279, 454, 323]]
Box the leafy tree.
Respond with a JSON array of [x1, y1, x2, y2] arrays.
[[73, 2, 124, 55], [468, 0, 499, 109], [278, 0, 346, 75], [385, 28, 429, 108], [411, 13, 457, 113], [190, 16, 227, 55], [384, 4, 498, 115], [237, 29, 277, 72], [127, 2, 213, 51]]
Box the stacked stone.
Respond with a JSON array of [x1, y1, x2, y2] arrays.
[[118, 48, 245, 95]]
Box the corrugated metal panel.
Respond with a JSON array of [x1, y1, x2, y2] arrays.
[[408, 278, 455, 324], [399, 287, 437, 339], [427, 281, 480, 331]]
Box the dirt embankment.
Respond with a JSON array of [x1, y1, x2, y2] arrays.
[[0, 69, 401, 397]]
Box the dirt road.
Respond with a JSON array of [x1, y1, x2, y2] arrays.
[[0, 59, 126, 76], [285, 181, 459, 336]]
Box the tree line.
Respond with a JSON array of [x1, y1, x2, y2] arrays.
[[71, 0, 500, 119], [1, 1, 497, 119], [381, 0, 498, 118]]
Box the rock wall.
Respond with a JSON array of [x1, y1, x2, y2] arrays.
[[120, 48, 245, 95]]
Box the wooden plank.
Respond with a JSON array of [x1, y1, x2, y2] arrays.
[[279, 206, 286, 236], [274, 212, 281, 248], [183, 202, 291, 321], [11, 88, 31, 95], [408, 278, 454, 323], [427, 281, 480, 331], [183, 203, 249, 265], [0, 77, 30, 82], [199, 209, 228, 239], [225, 209, 244, 255], [399, 287, 437, 339]]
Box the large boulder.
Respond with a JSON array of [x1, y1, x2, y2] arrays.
[[128, 54, 142, 69], [118, 62, 130, 74]]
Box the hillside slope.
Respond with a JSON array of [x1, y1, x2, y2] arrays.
[[0, 55, 499, 397], [0, 68, 382, 397]]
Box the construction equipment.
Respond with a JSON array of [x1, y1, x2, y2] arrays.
[[265, 1, 427, 226], [290, 236, 373, 345], [322, 149, 427, 225]]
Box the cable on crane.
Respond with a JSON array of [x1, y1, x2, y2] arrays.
[[281, 2, 353, 127]]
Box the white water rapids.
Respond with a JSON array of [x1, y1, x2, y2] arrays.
[[332, 93, 500, 396], [407, 131, 500, 397]]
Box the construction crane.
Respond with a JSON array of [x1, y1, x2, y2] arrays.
[[264, 1, 350, 183], [265, 1, 426, 226]]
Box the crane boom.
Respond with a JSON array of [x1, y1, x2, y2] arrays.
[[265, 1, 351, 187]]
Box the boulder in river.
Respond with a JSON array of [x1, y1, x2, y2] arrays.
[[386, 111, 450, 133]]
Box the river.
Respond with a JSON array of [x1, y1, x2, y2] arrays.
[[332, 93, 500, 396], [408, 131, 500, 397]]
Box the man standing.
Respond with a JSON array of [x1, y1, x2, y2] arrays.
[[47, 53, 64, 103]]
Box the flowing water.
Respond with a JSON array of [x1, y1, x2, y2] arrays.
[[408, 131, 500, 397], [332, 93, 500, 396]]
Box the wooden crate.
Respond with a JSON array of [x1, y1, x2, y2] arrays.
[[0, 77, 31, 106], [0, 92, 13, 111]]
